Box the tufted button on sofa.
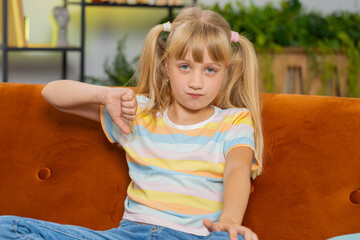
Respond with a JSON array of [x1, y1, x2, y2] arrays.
[[349, 188, 360, 204]]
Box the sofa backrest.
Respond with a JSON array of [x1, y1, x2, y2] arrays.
[[0, 83, 130, 230], [1, 83, 359, 239], [245, 92, 360, 239]]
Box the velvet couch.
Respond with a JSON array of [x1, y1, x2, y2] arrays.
[[1, 82, 360, 240]]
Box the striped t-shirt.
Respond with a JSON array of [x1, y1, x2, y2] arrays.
[[100, 95, 258, 236]]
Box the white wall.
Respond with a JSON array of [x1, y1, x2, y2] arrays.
[[1, 0, 359, 84]]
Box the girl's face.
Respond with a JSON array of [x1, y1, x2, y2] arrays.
[[165, 48, 227, 119]]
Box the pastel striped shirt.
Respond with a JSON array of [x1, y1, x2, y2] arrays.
[[100, 95, 258, 236]]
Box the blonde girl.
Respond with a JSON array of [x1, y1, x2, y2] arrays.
[[0, 6, 262, 240]]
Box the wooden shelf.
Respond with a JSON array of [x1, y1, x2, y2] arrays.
[[2, 0, 196, 82], [68, 2, 185, 8], [4, 46, 82, 51]]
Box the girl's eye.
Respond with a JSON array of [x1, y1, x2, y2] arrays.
[[180, 64, 190, 71], [205, 67, 216, 74]]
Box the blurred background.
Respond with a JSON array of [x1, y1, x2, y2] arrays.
[[1, 0, 360, 97]]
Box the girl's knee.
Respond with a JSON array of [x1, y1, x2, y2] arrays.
[[0, 215, 23, 239], [0, 215, 19, 225]]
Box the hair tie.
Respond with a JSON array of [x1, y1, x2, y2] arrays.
[[231, 31, 240, 43], [163, 21, 171, 32]]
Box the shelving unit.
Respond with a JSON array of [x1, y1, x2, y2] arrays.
[[1, 0, 85, 83], [1, 0, 196, 83]]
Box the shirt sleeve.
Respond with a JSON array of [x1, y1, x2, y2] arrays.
[[100, 105, 121, 144], [223, 110, 259, 170]]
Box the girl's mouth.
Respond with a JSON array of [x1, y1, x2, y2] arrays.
[[188, 93, 203, 98]]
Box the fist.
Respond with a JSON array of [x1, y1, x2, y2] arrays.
[[104, 87, 137, 135]]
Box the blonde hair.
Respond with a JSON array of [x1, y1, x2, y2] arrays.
[[135, 6, 263, 179]]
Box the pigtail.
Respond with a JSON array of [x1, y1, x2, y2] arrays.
[[135, 25, 171, 117], [220, 35, 264, 179]]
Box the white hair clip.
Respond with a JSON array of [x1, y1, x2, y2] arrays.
[[163, 21, 171, 32]]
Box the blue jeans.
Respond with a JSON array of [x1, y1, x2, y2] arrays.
[[0, 216, 245, 240]]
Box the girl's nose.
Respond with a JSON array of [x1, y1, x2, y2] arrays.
[[188, 72, 203, 90]]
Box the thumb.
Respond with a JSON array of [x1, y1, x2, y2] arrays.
[[203, 218, 214, 231], [113, 116, 131, 135]]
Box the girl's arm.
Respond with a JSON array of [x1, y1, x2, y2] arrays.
[[203, 146, 258, 240], [41, 80, 137, 135]]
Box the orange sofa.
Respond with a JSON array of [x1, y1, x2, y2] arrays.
[[1, 83, 359, 240]]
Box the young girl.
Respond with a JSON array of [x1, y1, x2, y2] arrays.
[[0, 6, 263, 240]]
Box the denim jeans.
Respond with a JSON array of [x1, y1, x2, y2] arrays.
[[0, 216, 245, 240], [327, 234, 360, 240]]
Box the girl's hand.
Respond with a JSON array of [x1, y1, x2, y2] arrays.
[[203, 218, 258, 240], [104, 87, 137, 135]]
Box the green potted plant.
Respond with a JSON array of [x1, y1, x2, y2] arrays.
[[85, 36, 138, 87], [209, 0, 360, 97]]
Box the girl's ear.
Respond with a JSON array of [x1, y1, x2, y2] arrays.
[[226, 62, 231, 70]]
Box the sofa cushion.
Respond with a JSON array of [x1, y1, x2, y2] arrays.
[[0, 83, 130, 230], [243, 93, 360, 239]]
